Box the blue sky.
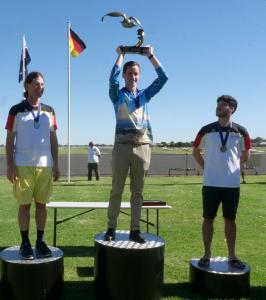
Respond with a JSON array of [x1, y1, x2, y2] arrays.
[[1, 0, 266, 145]]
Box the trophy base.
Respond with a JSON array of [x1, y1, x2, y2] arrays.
[[120, 46, 150, 54]]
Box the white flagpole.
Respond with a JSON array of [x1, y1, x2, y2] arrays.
[[67, 22, 71, 182], [22, 34, 26, 83]]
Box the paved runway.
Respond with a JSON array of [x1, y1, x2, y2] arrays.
[[58, 154, 202, 176], [1, 153, 264, 176]]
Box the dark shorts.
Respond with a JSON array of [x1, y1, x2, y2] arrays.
[[202, 186, 240, 221]]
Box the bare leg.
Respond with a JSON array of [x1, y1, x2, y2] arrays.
[[225, 218, 237, 260], [35, 202, 47, 231], [18, 204, 31, 231], [202, 218, 214, 258]]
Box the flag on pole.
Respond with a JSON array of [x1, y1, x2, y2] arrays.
[[18, 35, 31, 83], [67, 24, 86, 182], [69, 28, 86, 57]]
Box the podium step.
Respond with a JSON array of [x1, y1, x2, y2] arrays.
[[94, 230, 165, 300], [189, 256, 250, 298], [0, 246, 64, 300]]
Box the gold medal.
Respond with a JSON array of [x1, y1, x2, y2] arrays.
[[34, 122, 40, 129]]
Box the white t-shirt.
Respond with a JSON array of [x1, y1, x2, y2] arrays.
[[193, 121, 251, 188], [88, 146, 101, 163], [5, 100, 57, 167]]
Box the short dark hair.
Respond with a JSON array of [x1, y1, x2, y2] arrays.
[[23, 71, 44, 98], [123, 61, 140, 74], [217, 95, 238, 113]]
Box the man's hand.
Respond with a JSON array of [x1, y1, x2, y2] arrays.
[[117, 46, 125, 56], [142, 45, 153, 57], [115, 46, 125, 67], [7, 163, 18, 183], [192, 147, 205, 169], [53, 166, 60, 182]]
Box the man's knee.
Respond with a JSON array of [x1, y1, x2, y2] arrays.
[[19, 204, 31, 211], [35, 202, 46, 211], [224, 218, 236, 225], [203, 218, 214, 225]]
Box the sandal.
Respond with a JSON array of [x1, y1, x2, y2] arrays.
[[198, 257, 210, 267], [228, 258, 245, 270]]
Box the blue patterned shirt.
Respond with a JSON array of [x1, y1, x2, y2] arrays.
[[109, 64, 168, 144]]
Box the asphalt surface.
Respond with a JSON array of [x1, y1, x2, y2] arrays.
[[1, 153, 265, 176]]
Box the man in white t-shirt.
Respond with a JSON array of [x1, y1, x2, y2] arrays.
[[193, 95, 251, 269], [87, 141, 101, 181], [5, 71, 60, 260]]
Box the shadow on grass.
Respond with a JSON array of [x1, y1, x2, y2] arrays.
[[163, 282, 208, 299], [61, 281, 97, 300], [76, 266, 94, 277], [60, 246, 95, 258], [250, 286, 266, 299], [2, 278, 265, 300], [163, 282, 266, 299]]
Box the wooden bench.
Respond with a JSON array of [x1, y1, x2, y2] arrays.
[[47, 201, 171, 246]]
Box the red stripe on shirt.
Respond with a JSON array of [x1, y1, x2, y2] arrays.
[[244, 135, 251, 150], [5, 114, 15, 131], [193, 134, 202, 148], [53, 115, 58, 130]]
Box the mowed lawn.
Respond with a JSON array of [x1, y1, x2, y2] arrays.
[[0, 175, 266, 300]]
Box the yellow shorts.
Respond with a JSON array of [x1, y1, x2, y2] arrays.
[[14, 167, 53, 205]]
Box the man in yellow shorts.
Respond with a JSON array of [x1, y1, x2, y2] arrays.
[[5, 71, 60, 260]]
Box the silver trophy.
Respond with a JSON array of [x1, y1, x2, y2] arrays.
[[101, 11, 150, 54]]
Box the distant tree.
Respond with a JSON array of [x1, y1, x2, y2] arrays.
[[159, 141, 168, 147], [158, 141, 194, 147], [169, 141, 175, 147], [252, 137, 264, 146]]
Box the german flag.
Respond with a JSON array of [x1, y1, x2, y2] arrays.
[[69, 28, 86, 57]]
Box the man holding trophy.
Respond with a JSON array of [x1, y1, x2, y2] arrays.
[[103, 13, 168, 243]]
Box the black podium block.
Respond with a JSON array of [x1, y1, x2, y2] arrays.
[[189, 257, 250, 298], [0, 246, 64, 300], [94, 230, 165, 300]]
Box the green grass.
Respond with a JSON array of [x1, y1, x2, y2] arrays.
[[0, 175, 266, 299]]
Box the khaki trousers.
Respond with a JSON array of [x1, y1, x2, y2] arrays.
[[107, 143, 151, 231]]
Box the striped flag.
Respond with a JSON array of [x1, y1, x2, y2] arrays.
[[69, 28, 86, 57], [18, 35, 31, 83]]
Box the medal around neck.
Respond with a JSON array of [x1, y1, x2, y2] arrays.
[[34, 121, 40, 129], [219, 126, 230, 153], [30, 103, 41, 129], [101, 11, 149, 54], [220, 146, 227, 152]]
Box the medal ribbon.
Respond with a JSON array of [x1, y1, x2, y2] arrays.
[[25, 100, 41, 127], [219, 123, 231, 149], [31, 103, 41, 126]]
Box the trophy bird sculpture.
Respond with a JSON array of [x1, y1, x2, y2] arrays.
[[101, 11, 145, 47]]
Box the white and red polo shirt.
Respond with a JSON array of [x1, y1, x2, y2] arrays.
[[5, 99, 57, 167], [193, 121, 251, 188]]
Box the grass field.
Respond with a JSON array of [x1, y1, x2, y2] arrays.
[[0, 175, 266, 299]]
